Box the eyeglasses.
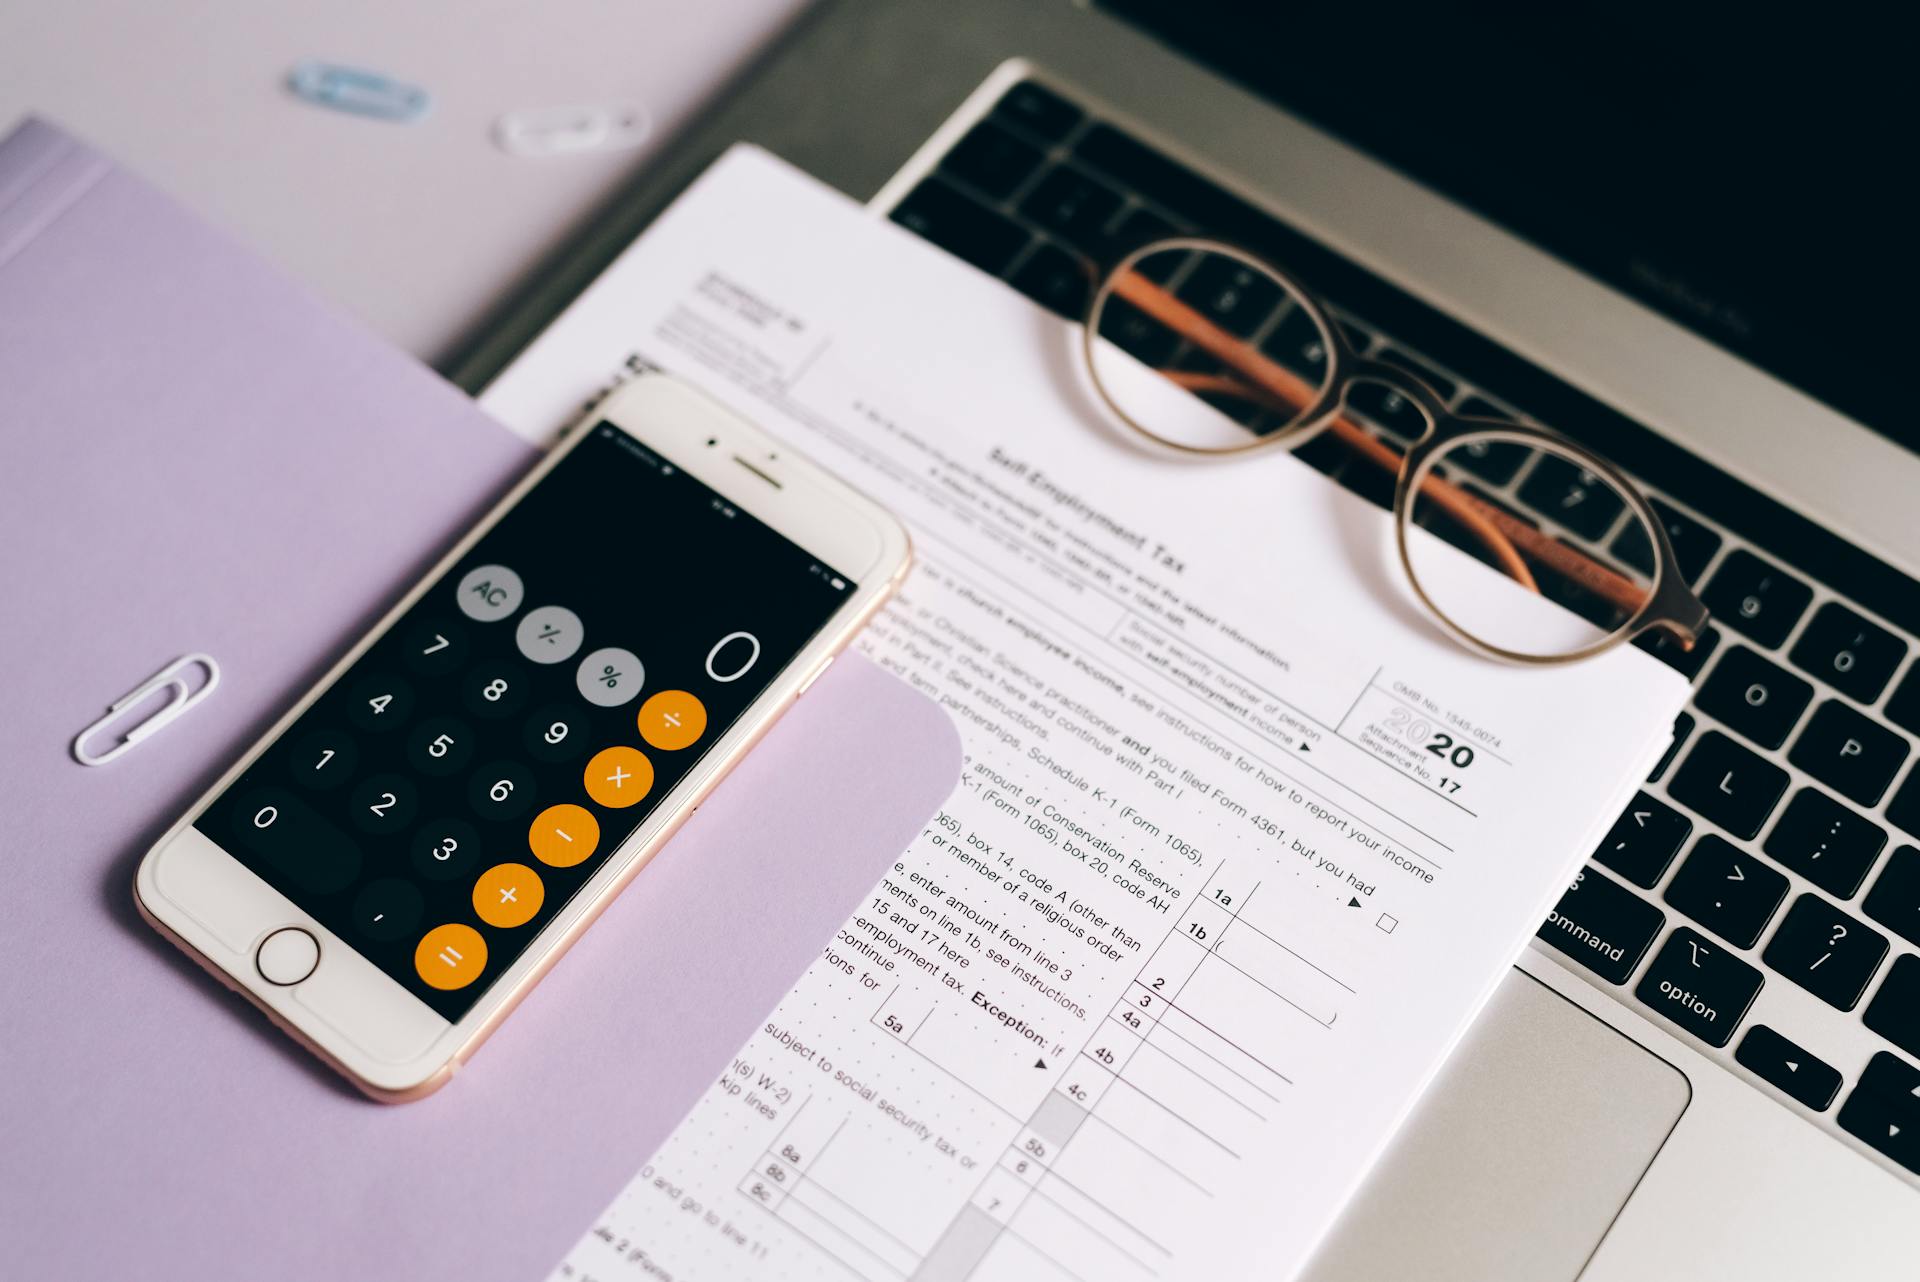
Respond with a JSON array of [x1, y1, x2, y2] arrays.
[[1081, 237, 1710, 664]]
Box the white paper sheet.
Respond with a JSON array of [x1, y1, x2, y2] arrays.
[[482, 146, 1689, 1282]]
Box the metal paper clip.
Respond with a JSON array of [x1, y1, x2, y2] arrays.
[[72, 654, 222, 767], [288, 61, 432, 123], [492, 104, 650, 156]]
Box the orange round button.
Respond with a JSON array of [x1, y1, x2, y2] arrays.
[[584, 745, 654, 809], [472, 862, 545, 928], [414, 923, 487, 990], [638, 689, 707, 751], [529, 802, 600, 868]]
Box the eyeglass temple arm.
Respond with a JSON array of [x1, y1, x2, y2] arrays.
[[1110, 271, 1657, 619]]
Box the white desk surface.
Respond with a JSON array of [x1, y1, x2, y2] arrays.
[[0, 0, 803, 365]]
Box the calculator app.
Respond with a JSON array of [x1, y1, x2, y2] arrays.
[[197, 423, 856, 1020]]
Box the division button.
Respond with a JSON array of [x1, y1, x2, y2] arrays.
[[1733, 1025, 1841, 1111], [638, 689, 707, 751], [1535, 865, 1664, 985], [528, 803, 600, 868], [577, 646, 644, 707], [415, 923, 487, 990], [584, 745, 654, 809], [473, 862, 545, 928], [455, 564, 524, 622], [515, 605, 585, 665], [254, 926, 320, 986], [1761, 894, 1887, 1011], [1634, 926, 1763, 1048]]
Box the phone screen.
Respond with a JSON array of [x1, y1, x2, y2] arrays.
[[196, 422, 856, 1020]]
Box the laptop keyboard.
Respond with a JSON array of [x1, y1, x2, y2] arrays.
[[883, 77, 1920, 1181]]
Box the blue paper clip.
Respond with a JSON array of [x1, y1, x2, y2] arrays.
[[288, 61, 431, 123], [72, 654, 221, 767]]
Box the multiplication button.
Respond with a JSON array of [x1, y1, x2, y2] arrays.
[[456, 564, 524, 622], [516, 605, 585, 664], [577, 647, 644, 707]]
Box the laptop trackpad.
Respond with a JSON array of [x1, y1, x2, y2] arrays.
[[1304, 966, 1690, 1282]]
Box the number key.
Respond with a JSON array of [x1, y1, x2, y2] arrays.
[[1788, 602, 1906, 703], [463, 667, 528, 719], [524, 704, 591, 763], [1762, 893, 1887, 1010], [405, 716, 475, 777], [350, 773, 418, 835], [1701, 549, 1812, 649], [287, 730, 357, 791], [347, 674, 414, 733], [401, 618, 469, 677], [410, 817, 480, 881], [468, 761, 536, 821]]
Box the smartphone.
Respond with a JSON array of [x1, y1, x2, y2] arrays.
[[136, 376, 910, 1101]]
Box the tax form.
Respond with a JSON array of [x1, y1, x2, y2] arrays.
[[483, 147, 1690, 1282]]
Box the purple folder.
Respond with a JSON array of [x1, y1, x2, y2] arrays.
[[0, 117, 959, 1281]]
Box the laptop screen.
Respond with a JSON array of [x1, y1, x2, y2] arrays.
[[1102, 3, 1910, 454]]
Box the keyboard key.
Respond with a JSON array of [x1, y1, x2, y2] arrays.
[[993, 81, 1082, 141], [1734, 1025, 1842, 1110], [1594, 792, 1691, 888], [1788, 700, 1910, 806], [1375, 349, 1456, 402], [1174, 252, 1283, 337], [1701, 549, 1813, 649], [1515, 454, 1626, 541], [1635, 623, 1719, 681], [1259, 303, 1331, 385], [1761, 893, 1887, 1010], [1536, 865, 1665, 984], [1449, 435, 1530, 485], [940, 119, 1045, 200], [1019, 165, 1123, 248], [1663, 834, 1788, 947], [1648, 712, 1694, 783], [891, 178, 1029, 275], [1609, 498, 1724, 586], [1009, 240, 1093, 318], [1838, 1052, 1920, 1175], [1863, 845, 1920, 948], [1635, 926, 1763, 1048], [1667, 730, 1789, 839], [1095, 297, 1180, 367], [1763, 788, 1887, 898], [1887, 664, 1920, 737], [1788, 602, 1907, 702], [1346, 380, 1428, 442], [1887, 763, 1920, 841], [1864, 954, 1920, 1062], [1105, 205, 1180, 261], [1695, 645, 1812, 749]]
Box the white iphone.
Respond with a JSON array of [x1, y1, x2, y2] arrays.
[[137, 376, 910, 1101]]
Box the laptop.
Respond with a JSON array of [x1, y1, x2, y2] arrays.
[[456, 4, 1920, 1276]]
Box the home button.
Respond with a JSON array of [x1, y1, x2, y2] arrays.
[[255, 926, 320, 986]]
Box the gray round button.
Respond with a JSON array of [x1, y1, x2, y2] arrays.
[[515, 605, 585, 664], [456, 564, 524, 622], [576, 646, 644, 707], [255, 926, 320, 986]]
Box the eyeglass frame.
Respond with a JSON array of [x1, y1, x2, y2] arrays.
[[1079, 236, 1711, 666]]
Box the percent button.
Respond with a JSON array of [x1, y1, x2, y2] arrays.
[[576, 646, 644, 707]]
